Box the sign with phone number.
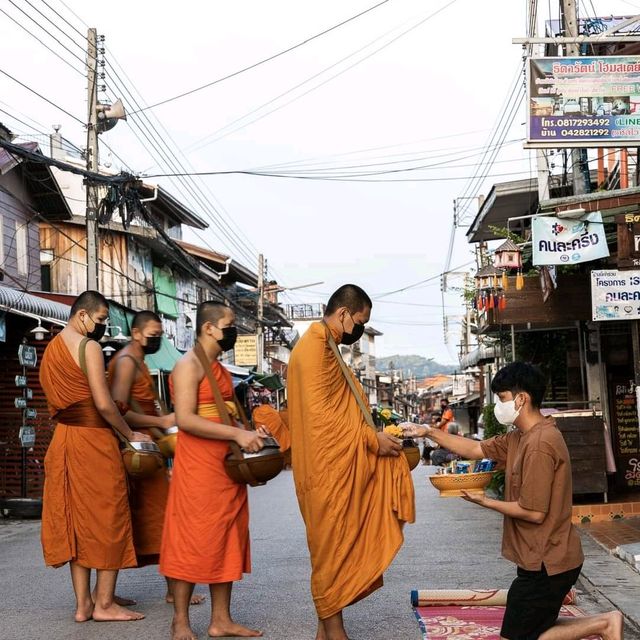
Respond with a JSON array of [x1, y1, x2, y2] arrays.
[[527, 56, 640, 147]]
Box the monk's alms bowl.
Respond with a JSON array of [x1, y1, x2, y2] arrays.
[[156, 426, 178, 458], [428, 470, 494, 498], [122, 441, 164, 479], [402, 441, 421, 471], [224, 437, 284, 486]]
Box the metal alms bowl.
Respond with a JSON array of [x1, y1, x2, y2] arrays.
[[224, 437, 284, 486]]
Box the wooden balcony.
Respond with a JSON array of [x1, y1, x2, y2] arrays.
[[479, 272, 591, 333]]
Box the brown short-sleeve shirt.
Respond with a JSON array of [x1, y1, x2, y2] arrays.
[[480, 418, 583, 575]]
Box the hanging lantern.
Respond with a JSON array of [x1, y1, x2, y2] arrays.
[[516, 270, 524, 290], [474, 264, 504, 291], [493, 238, 523, 270], [498, 294, 507, 311], [501, 270, 508, 290]]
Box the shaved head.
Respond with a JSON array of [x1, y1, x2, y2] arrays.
[[70, 290, 108, 317], [132, 310, 161, 331], [325, 284, 372, 316], [196, 301, 232, 336]]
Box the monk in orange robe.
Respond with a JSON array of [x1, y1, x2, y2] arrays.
[[252, 397, 291, 466], [109, 310, 205, 607], [40, 290, 150, 623], [288, 284, 415, 640], [160, 301, 266, 640]]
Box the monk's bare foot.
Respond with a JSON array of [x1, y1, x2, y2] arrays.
[[166, 592, 206, 605], [91, 590, 137, 606], [74, 598, 94, 623], [92, 602, 145, 621], [315, 620, 327, 640], [208, 621, 263, 637], [172, 619, 198, 640]]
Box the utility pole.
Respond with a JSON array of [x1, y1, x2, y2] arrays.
[[561, 0, 587, 195], [85, 27, 100, 290], [256, 253, 264, 373]]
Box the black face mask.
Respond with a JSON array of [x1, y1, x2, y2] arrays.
[[341, 319, 365, 345], [84, 315, 106, 341], [143, 336, 162, 355], [217, 326, 238, 352]]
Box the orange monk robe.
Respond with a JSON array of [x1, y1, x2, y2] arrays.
[[108, 353, 169, 566], [39, 335, 136, 570], [160, 361, 250, 584], [252, 404, 291, 452], [288, 322, 415, 620]]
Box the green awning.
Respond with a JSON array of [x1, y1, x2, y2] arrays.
[[252, 372, 284, 391], [145, 336, 182, 373]]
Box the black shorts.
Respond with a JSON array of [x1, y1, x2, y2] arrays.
[[501, 564, 582, 640]]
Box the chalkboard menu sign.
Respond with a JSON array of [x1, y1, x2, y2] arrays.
[[611, 379, 640, 487]]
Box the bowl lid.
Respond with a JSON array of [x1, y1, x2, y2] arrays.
[[129, 441, 161, 453]]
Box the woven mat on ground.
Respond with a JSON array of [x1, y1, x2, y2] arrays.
[[413, 604, 584, 640], [411, 588, 576, 607]]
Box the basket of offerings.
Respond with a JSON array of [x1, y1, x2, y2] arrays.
[[428, 460, 493, 497], [383, 425, 420, 470]]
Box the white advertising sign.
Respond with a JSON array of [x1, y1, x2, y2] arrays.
[[532, 212, 609, 266], [591, 269, 640, 321]]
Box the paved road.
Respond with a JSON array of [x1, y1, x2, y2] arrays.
[[0, 465, 635, 639]]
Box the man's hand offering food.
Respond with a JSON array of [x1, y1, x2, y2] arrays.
[[399, 422, 428, 439]]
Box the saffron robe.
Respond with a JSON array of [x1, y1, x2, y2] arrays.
[[159, 360, 250, 583], [288, 322, 415, 619], [108, 351, 169, 565], [39, 334, 136, 570], [252, 404, 291, 452]]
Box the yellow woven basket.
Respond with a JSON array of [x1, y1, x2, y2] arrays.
[[428, 471, 493, 498]]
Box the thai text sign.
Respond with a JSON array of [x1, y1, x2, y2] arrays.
[[528, 56, 640, 146], [591, 269, 640, 321], [234, 335, 258, 367], [532, 212, 609, 266]]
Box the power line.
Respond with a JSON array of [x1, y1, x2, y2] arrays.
[[131, 0, 393, 114], [0, 67, 84, 124], [187, 0, 461, 153], [0, 6, 83, 76]]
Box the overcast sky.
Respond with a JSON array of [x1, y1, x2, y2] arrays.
[[2, 0, 638, 363]]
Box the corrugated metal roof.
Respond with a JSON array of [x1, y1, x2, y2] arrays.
[[0, 285, 70, 323]]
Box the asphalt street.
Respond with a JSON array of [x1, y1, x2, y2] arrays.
[[0, 465, 634, 640]]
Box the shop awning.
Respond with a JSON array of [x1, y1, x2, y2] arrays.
[[0, 284, 70, 324], [145, 336, 182, 373], [459, 344, 498, 369], [252, 371, 285, 391]]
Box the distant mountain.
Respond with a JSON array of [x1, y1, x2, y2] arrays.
[[376, 354, 455, 380]]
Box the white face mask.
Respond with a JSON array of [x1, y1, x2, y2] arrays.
[[494, 396, 522, 426]]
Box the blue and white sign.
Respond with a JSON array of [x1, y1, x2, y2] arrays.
[[592, 269, 640, 321], [533, 212, 609, 266]]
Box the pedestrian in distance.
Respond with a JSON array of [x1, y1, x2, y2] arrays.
[[288, 284, 415, 640], [403, 362, 623, 640], [108, 310, 205, 607], [39, 290, 150, 622], [160, 301, 266, 640], [437, 397, 454, 431]]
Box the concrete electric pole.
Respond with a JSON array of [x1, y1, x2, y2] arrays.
[[561, 0, 587, 195], [85, 27, 100, 290]]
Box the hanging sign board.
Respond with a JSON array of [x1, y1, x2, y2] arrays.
[[14, 375, 27, 387], [591, 269, 640, 321], [234, 335, 258, 367], [18, 344, 37, 368], [527, 56, 640, 147], [18, 426, 36, 448], [23, 408, 37, 420], [532, 212, 609, 266]]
